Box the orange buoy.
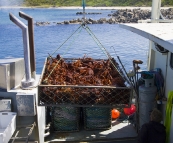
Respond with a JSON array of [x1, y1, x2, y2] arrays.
[[112, 109, 120, 119]]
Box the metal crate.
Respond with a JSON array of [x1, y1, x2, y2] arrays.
[[51, 106, 80, 132], [38, 57, 133, 107], [83, 107, 112, 130]]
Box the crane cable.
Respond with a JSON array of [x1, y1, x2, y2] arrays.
[[45, 0, 126, 84], [84, 25, 127, 81], [43, 26, 83, 82], [82, 0, 86, 25]]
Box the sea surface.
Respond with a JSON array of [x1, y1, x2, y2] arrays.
[[0, 8, 149, 74]]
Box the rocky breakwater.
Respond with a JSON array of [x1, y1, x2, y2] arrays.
[[109, 8, 151, 23], [35, 21, 50, 26], [109, 8, 173, 23], [76, 12, 102, 15], [35, 8, 173, 26], [160, 8, 173, 19]]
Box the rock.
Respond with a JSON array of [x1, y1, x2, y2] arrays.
[[107, 18, 115, 24], [127, 12, 134, 18], [69, 19, 78, 23], [64, 21, 70, 24], [36, 8, 173, 26], [76, 12, 84, 15], [35, 21, 50, 26], [57, 22, 63, 24], [97, 18, 107, 24], [86, 21, 92, 24], [92, 20, 98, 24], [77, 18, 82, 22]]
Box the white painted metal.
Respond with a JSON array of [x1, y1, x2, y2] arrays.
[[151, 0, 161, 21], [0, 58, 24, 91], [119, 3, 173, 141], [7, 75, 44, 143], [164, 53, 173, 143], [0, 112, 16, 143], [119, 23, 173, 53], [119, 2, 173, 142], [138, 19, 173, 23]]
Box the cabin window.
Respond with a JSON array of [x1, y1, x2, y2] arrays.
[[170, 53, 173, 69]]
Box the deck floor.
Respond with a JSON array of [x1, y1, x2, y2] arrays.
[[45, 120, 138, 142]]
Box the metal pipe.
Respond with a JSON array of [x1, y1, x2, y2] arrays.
[[9, 13, 35, 88], [44, 132, 50, 138], [151, 0, 161, 22], [82, 0, 86, 24], [19, 11, 36, 79]]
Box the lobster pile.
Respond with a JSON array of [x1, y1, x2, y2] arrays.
[[39, 55, 130, 105], [42, 55, 125, 87]]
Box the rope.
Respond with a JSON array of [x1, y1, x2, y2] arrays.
[[50, 25, 82, 57], [43, 26, 83, 82], [84, 25, 125, 79], [45, 22, 127, 85]]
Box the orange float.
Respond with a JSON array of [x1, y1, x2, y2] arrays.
[[123, 104, 136, 115], [111, 109, 120, 119]]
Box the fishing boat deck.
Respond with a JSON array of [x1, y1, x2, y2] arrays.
[[45, 120, 137, 142], [119, 23, 173, 53]]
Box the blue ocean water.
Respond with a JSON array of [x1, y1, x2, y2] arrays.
[[0, 8, 149, 74]]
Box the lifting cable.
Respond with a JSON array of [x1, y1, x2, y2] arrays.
[[44, 0, 127, 84], [84, 25, 127, 81], [50, 25, 82, 57], [46, 27, 125, 83], [43, 25, 83, 82]]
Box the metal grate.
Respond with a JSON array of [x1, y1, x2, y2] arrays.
[[10, 122, 36, 143], [38, 85, 132, 107], [38, 57, 133, 107], [51, 107, 80, 132], [83, 107, 112, 130]]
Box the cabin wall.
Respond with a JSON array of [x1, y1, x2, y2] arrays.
[[165, 52, 173, 143], [149, 43, 173, 143]]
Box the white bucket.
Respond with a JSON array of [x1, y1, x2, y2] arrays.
[[0, 112, 16, 143]]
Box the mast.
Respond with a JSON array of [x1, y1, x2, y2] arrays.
[[147, 0, 161, 70], [151, 0, 161, 22], [82, 0, 86, 24]]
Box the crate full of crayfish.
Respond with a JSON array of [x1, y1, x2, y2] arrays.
[[38, 55, 133, 107]]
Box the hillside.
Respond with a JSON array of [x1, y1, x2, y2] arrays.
[[24, 0, 173, 7]]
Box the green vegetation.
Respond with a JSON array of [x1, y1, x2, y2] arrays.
[[24, 0, 173, 7]]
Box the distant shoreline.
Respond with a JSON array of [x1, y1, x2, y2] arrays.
[[0, 6, 172, 10], [0, 6, 148, 9]]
